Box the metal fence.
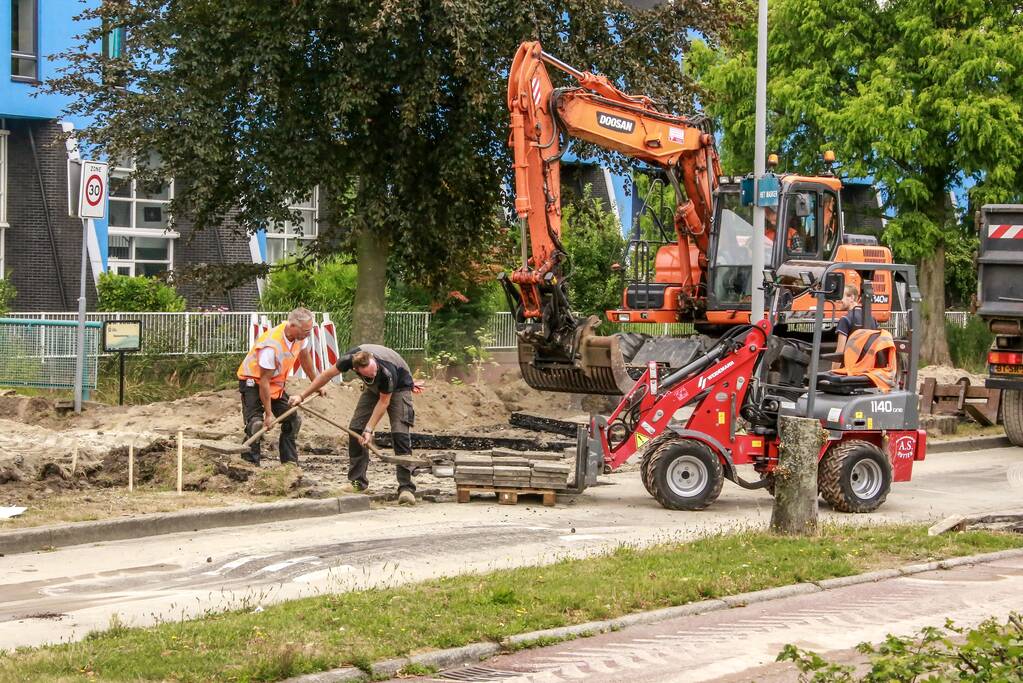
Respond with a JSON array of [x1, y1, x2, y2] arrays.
[[5, 309, 976, 359], [0, 318, 101, 391]]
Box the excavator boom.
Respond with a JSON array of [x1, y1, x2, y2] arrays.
[[504, 41, 720, 395]]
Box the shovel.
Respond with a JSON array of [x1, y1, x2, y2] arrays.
[[198, 402, 306, 455], [299, 404, 428, 469]]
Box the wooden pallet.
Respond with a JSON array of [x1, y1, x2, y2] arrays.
[[456, 486, 557, 507]]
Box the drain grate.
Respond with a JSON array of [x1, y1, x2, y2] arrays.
[[434, 665, 524, 681]]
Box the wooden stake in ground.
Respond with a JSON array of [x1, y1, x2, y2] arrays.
[[70, 444, 78, 477], [128, 442, 135, 493], [770, 415, 827, 536], [176, 430, 183, 495]]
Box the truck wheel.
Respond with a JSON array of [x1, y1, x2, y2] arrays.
[[1003, 390, 1023, 447], [647, 438, 724, 511], [819, 440, 891, 513]]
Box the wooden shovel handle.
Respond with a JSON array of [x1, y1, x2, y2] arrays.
[[298, 404, 388, 460], [241, 402, 304, 447]]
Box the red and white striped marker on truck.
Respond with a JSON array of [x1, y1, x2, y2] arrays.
[[988, 224, 1023, 239]]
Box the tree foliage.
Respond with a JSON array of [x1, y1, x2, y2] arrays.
[[689, 0, 1023, 363], [96, 272, 186, 312], [561, 186, 627, 319], [50, 0, 739, 333]]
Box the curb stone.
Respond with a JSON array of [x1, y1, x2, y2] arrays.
[[0, 496, 371, 556], [281, 546, 1023, 683], [927, 435, 1011, 453], [815, 568, 902, 590]]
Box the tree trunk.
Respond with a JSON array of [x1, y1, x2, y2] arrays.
[[350, 226, 389, 346], [770, 415, 826, 536], [918, 243, 952, 366]]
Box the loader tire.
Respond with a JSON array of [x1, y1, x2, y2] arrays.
[[818, 440, 891, 513], [647, 438, 723, 511], [1003, 389, 1023, 447], [640, 431, 677, 496]]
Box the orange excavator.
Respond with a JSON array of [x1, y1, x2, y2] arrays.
[[500, 41, 894, 395]]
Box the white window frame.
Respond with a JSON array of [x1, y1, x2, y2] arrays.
[[107, 159, 178, 276], [0, 129, 8, 278], [265, 186, 319, 264], [11, 0, 39, 83]]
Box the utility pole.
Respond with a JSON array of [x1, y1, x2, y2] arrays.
[[750, 0, 769, 323]]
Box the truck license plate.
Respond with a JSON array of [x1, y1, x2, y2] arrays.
[[993, 364, 1023, 375]]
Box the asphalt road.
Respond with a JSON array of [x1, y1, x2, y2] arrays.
[[2, 446, 1021, 650]]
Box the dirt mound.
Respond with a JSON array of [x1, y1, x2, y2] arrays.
[[918, 364, 987, 387], [0, 370, 580, 503]]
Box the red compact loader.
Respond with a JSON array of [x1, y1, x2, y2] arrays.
[[564, 263, 926, 513]]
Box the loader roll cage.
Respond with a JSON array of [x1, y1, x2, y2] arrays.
[[787, 261, 921, 418]]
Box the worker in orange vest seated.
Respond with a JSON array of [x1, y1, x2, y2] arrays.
[[236, 308, 320, 466], [833, 285, 878, 369]]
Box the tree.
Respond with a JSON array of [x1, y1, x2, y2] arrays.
[[50, 0, 738, 344], [561, 186, 627, 319], [689, 0, 1023, 364]]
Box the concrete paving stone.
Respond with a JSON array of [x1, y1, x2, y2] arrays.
[[454, 453, 492, 465], [283, 666, 367, 682], [493, 460, 531, 468], [493, 466, 532, 475], [532, 462, 572, 473], [455, 465, 494, 475]]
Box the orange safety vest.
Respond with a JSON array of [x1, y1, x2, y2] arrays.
[[833, 328, 897, 392], [237, 323, 304, 399]]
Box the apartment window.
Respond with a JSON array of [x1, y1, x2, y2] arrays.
[[11, 0, 38, 81], [265, 187, 319, 264], [108, 153, 177, 276]]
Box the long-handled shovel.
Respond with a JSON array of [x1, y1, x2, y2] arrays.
[[199, 402, 306, 455], [299, 404, 428, 468]]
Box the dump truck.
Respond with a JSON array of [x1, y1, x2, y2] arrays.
[[976, 204, 1023, 445]]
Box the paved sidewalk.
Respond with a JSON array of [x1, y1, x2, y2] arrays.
[[410, 556, 1023, 682]]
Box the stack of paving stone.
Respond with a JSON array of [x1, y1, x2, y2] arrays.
[[530, 461, 572, 489], [492, 452, 533, 488], [453, 452, 493, 488]]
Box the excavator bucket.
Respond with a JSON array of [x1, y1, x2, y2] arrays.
[[517, 316, 709, 396], [518, 330, 635, 395]]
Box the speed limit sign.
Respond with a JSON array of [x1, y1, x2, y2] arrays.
[[78, 161, 109, 219]]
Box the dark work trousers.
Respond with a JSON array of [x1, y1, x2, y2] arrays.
[[348, 387, 416, 493], [239, 380, 302, 465]]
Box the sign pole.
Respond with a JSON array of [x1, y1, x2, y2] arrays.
[[72, 160, 108, 413], [751, 0, 769, 323], [74, 217, 88, 413], [118, 350, 126, 406]]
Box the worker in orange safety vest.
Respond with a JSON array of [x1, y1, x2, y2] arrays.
[[236, 307, 321, 465]]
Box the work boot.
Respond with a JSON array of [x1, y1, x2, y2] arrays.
[[398, 489, 416, 506], [342, 481, 370, 494]]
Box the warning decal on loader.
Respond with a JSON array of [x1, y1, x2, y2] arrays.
[[635, 433, 649, 448]]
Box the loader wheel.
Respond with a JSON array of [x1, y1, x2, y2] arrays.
[[1003, 390, 1023, 447], [818, 440, 891, 513], [640, 432, 677, 496], [647, 438, 723, 511]]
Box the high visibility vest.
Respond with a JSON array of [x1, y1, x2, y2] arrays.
[[833, 328, 897, 392], [237, 323, 304, 399]]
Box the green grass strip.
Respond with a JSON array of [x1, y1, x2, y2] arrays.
[[3, 525, 1020, 682]]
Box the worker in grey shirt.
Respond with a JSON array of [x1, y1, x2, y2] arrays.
[[291, 344, 419, 505]]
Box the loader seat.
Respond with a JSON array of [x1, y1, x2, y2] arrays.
[[819, 328, 897, 394]]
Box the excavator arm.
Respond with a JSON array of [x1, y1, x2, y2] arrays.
[[503, 41, 721, 395]]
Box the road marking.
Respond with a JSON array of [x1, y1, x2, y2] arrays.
[[258, 555, 319, 574], [293, 565, 356, 584], [557, 534, 605, 542], [202, 554, 276, 576]]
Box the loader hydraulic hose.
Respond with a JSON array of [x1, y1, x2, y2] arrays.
[[659, 324, 755, 393]]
